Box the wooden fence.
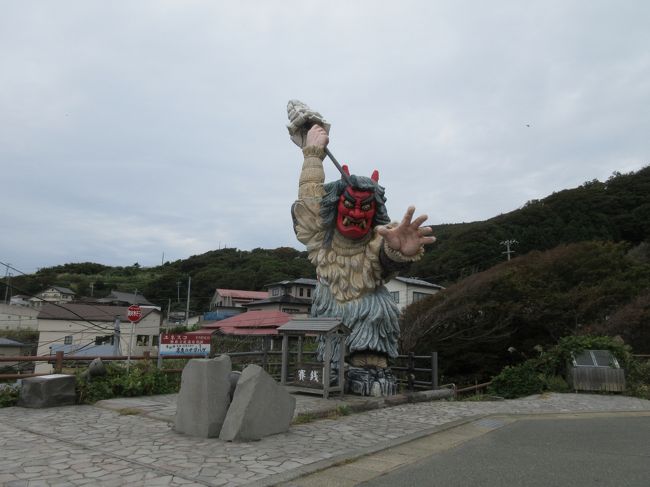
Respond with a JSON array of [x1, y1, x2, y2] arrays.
[[0, 350, 441, 391]]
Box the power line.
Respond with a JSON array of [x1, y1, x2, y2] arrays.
[[0, 282, 119, 334]]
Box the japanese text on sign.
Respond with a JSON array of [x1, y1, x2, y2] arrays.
[[159, 334, 211, 356]]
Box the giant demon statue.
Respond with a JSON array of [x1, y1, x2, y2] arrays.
[[287, 100, 436, 395]]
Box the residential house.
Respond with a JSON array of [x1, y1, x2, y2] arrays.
[[384, 277, 444, 311], [0, 337, 31, 371], [35, 303, 162, 374], [9, 295, 31, 307], [190, 310, 293, 350], [29, 286, 75, 309], [209, 289, 269, 309], [97, 290, 156, 307], [245, 279, 316, 316], [0, 303, 39, 330]]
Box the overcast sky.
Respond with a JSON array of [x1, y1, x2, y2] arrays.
[[1, 1, 648, 274]]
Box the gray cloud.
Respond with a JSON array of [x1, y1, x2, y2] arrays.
[[1, 1, 648, 273]]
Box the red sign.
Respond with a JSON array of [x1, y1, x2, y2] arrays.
[[160, 334, 211, 345], [127, 305, 142, 323]]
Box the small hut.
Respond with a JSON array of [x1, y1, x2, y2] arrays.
[[277, 317, 351, 399], [568, 349, 626, 392]]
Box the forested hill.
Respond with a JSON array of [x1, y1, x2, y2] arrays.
[[411, 166, 650, 284], [6, 166, 649, 314], [8, 247, 315, 313]]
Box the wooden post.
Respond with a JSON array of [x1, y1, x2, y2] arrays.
[[323, 334, 332, 399], [54, 351, 64, 373], [297, 335, 303, 365], [262, 336, 268, 370], [431, 351, 438, 390], [280, 334, 289, 385], [408, 352, 415, 391], [338, 334, 345, 397], [143, 351, 150, 369]]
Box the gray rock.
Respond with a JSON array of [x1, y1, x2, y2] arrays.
[[81, 357, 107, 380], [219, 364, 296, 441], [409, 388, 454, 402], [18, 374, 76, 408], [174, 355, 232, 438]]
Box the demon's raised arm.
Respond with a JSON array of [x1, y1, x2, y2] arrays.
[[288, 106, 435, 396]]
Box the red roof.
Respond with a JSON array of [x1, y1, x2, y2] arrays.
[[190, 310, 293, 336], [216, 289, 268, 300]]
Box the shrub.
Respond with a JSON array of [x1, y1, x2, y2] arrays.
[[0, 384, 19, 408], [489, 361, 545, 399], [76, 362, 180, 404], [489, 335, 648, 399], [627, 360, 650, 400]]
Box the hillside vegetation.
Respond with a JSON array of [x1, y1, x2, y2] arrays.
[[4, 166, 649, 383], [8, 247, 315, 312], [411, 166, 650, 284], [401, 240, 650, 380]]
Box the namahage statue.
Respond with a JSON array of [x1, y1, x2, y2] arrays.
[[287, 100, 436, 396]]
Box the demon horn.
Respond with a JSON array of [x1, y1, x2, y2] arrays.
[[342, 165, 351, 176], [371, 170, 379, 182]]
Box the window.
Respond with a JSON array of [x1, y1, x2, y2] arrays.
[[299, 288, 304, 297], [389, 291, 399, 304], [307, 288, 312, 298], [282, 308, 301, 314], [64, 336, 73, 345], [152, 335, 159, 346], [136, 335, 149, 346], [412, 292, 430, 303], [95, 335, 113, 345], [271, 288, 280, 296]]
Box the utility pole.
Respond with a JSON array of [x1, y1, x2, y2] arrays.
[[185, 276, 191, 328], [3, 263, 10, 304], [166, 298, 171, 330], [113, 315, 121, 356], [501, 239, 518, 261], [176, 280, 181, 303]]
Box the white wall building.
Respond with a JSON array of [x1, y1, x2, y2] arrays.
[[29, 286, 76, 309], [35, 303, 161, 373], [384, 277, 444, 311]]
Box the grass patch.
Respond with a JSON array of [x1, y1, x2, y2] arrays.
[[293, 412, 317, 424], [117, 407, 143, 416]]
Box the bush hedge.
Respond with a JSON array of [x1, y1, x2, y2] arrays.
[[76, 362, 181, 404], [489, 335, 649, 399]]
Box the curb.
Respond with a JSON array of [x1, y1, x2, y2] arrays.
[[291, 388, 455, 424], [261, 409, 650, 487]]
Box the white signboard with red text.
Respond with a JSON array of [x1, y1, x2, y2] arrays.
[[159, 333, 211, 356]]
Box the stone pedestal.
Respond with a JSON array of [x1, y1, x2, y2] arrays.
[[174, 356, 232, 438], [346, 366, 398, 397], [18, 374, 76, 408]]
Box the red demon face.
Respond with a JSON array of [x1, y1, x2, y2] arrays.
[[336, 187, 376, 239]]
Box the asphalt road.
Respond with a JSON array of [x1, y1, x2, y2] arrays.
[[361, 415, 650, 487]]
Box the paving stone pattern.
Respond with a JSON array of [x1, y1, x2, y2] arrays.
[[1, 393, 649, 486]]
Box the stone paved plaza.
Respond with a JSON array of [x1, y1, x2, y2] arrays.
[[1, 392, 650, 486]]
